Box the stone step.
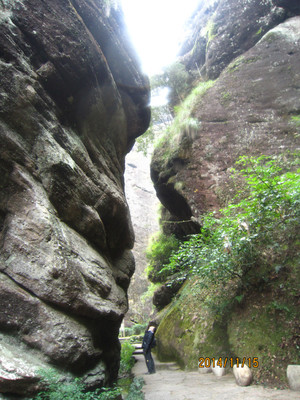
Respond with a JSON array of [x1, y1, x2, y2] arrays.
[[133, 343, 143, 355], [134, 349, 144, 355], [134, 353, 180, 371], [155, 361, 180, 371]]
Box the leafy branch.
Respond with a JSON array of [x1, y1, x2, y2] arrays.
[[158, 153, 300, 288]]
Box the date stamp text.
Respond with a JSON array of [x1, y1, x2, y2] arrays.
[[198, 357, 259, 369]]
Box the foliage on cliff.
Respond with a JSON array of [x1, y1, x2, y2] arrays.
[[148, 1, 300, 390], [159, 154, 300, 289], [146, 232, 180, 283], [154, 153, 300, 386]]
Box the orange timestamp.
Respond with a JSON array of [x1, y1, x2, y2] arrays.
[[198, 357, 259, 369]]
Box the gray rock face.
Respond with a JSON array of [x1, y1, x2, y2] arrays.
[[124, 147, 159, 323], [180, 0, 300, 79], [0, 0, 150, 396], [152, 15, 300, 224]]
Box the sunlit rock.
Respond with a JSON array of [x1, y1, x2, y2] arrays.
[[179, 0, 300, 79]]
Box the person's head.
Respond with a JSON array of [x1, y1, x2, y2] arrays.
[[147, 321, 157, 333]]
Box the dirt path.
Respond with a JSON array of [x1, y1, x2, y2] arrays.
[[132, 354, 299, 400]]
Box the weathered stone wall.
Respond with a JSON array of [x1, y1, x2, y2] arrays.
[[0, 0, 150, 395], [152, 2, 300, 233], [150, 0, 300, 387], [125, 147, 159, 324], [179, 0, 300, 79]]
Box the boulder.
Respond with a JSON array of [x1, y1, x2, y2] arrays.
[[153, 278, 185, 310], [198, 366, 212, 374], [204, 0, 287, 79], [211, 365, 226, 377], [0, 340, 41, 395], [287, 365, 300, 391], [233, 364, 253, 386]]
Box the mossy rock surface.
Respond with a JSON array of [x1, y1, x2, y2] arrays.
[[228, 263, 300, 387], [155, 262, 300, 386], [156, 277, 233, 369]]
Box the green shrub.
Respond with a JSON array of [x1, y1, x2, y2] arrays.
[[124, 324, 147, 338], [119, 341, 135, 375], [126, 377, 145, 400], [151, 61, 190, 106], [159, 154, 300, 288], [131, 323, 147, 336], [129, 335, 143, 344], [135, 104, 172, 156], [34, 369, 121, 400], [124, 327, 134, 337], [146, 233, 180, 282]]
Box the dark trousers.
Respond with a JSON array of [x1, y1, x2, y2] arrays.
[[143, 349, 155, 373]]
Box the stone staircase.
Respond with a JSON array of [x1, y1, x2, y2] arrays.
[[120, 338, 180, 370], [133, 352, 180, 372], [133, 342, 143, 355]]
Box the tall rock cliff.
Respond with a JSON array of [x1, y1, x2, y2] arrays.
[[152, 0, 300, 234], [150, 0, 300, 387], [125, 147, 159, 323], [0, 0, 150, 396]]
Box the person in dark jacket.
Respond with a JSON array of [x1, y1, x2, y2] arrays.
[[142, 324, 156, 374]]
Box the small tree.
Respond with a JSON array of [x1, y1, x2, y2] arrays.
[[152, 62, 190, 106]]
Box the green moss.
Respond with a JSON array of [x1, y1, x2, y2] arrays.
[[228, 55, 245, 73], [228, 55, 261, 73], [156, 278, 234, 369], [146, 232, 180, 283], [174, 181, 185, 192], [255, 27, 262, 36], [156, 259, 300, 384], [228, 293, 300, 386], [222, 92, 231, 100], [262, 31, 278, 43], [291, 115, 300, 126], [221, 91, 232, 106]]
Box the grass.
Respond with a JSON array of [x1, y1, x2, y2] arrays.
[[154, 80, 215, 156], [206, 19, 217, 48]]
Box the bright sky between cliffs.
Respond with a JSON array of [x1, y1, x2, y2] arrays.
[[121, 0, 201, 76]]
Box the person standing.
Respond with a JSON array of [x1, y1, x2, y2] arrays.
[[142, 324, 156, 374]]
